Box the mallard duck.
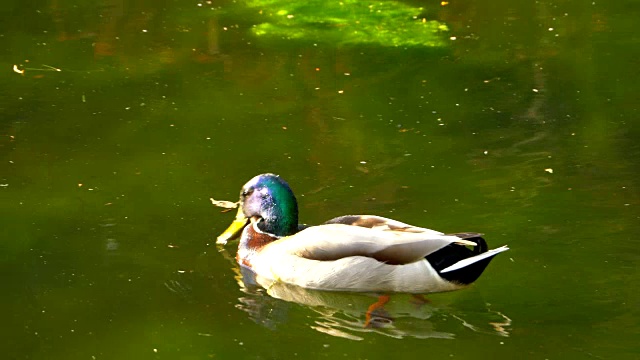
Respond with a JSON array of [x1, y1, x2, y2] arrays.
[[217, 173, 508, 293]]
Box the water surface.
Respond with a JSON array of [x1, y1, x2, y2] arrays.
[[2, 0, 639, 359]]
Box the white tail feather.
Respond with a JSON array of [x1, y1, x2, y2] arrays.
[[440, 245, 509, 273]]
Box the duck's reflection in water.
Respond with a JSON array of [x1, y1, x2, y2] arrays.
[[233, 264, 511, 340]]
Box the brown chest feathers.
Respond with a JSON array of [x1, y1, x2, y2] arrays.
[[236, 224, 278, 268]]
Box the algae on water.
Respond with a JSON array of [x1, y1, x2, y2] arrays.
[[246, 0, 449, 48]]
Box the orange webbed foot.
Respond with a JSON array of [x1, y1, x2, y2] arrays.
[[364, 294, 392, 328]]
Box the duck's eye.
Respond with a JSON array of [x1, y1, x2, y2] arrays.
[[241, 188, 254, 198]]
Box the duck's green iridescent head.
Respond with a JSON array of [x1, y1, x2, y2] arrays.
[[217, 174, 299, 244]]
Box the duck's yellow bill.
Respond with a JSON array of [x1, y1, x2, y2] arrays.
[[217, 207, 248, 245]]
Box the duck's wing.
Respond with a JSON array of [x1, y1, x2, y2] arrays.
[[274, 223, 475, 265], [324, 215, 444, 236]]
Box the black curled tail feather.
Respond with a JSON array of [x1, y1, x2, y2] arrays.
[[447, 232, 488, 254], [425, 234, 494, 285]]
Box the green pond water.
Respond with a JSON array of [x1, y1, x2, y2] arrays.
[[2, 0, 639, 358]]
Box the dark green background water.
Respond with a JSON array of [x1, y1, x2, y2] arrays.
[[2, 0, 639, 359]]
